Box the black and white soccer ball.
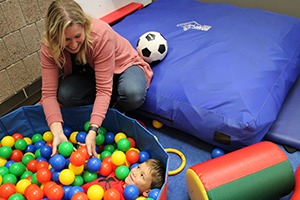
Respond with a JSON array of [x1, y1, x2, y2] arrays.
[[137, 31, 168, 63]]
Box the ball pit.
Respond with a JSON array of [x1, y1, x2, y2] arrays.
[[0, 105, 169, 200]]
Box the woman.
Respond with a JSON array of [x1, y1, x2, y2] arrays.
[[41, 0, 152, 157]]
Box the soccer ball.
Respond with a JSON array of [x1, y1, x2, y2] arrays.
[[136, 31, 168, 63]]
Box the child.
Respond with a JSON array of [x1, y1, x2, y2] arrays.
[[82, 159, 165, 199]]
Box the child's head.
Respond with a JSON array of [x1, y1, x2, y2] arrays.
[[124, 159, 166, 197]]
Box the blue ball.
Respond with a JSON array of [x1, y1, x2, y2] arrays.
[[130, 163, 139, 170], [40, 145, 52, 159], [34, 140, 46, 150], [63, 127, 73, 138], [76, 131, 87, 144], [23, 144, 35, 154], [139, 151, 150, 163], [4, 160, 15, 169], [69, 186, 84, 199], [104, 132, 115, 144], [52, 170, 61, 184], [49, 154, 66, 171], [148, 188, 160, 200], [123, 185, 139, 200], [87, 157, 102, 172], [62, 185, 73, 200], [36, 157, 47, 162], [211, 148, 225, 159]]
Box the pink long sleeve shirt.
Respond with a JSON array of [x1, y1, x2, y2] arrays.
[[41, 18, 153, 127]]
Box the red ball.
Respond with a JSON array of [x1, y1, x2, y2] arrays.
[[0, 183, 16, 199], [46, 141, 53, 148], [46, 185, 64, 200], [103, 188, 120, 200], [24, 184, 40, 198], [12, 133, 23, 141], [70, 151, 86, 167], [43, 181, 57, 197], [126, 149, 140, 164], [9, 149, 23, 162], [99, 161, 113, 176], [77, 146, 91, 160], [36, 161, 49, 171], [36, 168, 52, 183], [27, 159, 39, 173], [127, 138, 136, 148], [71, 192, 89, 200], [26, 186, 44, 200]]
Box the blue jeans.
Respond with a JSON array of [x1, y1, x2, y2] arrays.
[[57, 65, 147, 113]]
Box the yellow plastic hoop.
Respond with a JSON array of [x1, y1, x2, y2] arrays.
[[165, 148, 186, 175]]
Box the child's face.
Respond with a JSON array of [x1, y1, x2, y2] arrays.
[[124, 162, 153, 194]]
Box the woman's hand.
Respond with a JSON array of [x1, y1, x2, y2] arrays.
[[49, 122, 68, 157], [85, 130, 98, 157]]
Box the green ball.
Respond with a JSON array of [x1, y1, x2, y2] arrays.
[[22, 154, 35, 166], [117, 138, 131, 152], [8, 193, 24, 200], [9, 162, 26, 177], [14, 139, 27, 151], [83, 170, 97, 183], [58, 141, 74, 157], [31, 172, 41, 186], [99, 127, 107, 135], [100, 151, 112, 161], [31, 133, 43, 144], [0, 166, 9, 177], [72, 175, 84, 186], [35, 148, 41, 158], [2, 173, 17, 184], [84, 121, 90, 132], [103, 144, 115, 153], [20, 170, 33, 180], [95, 134, 105, 145], [115, 165, 129, 180], [0, 146, 12, 159]]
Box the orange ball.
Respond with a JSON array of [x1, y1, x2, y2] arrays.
[[71, 192, 89, 200], [70, 151, 86, 167]]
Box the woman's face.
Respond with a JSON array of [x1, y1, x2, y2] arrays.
[[64, 24, 85, 54]]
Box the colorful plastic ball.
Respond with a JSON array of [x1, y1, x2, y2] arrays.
[[23, 137, 32, 144], [69, 163, 84, 175], [34, 140, 46, 150], [31, 172, 42, 186], [58, 141, 74, 157], [24, 144, 35, 154], [25, 185, 44, 200], [31, 134, 43, 144], [115, 132, 127, 143], [9, 162, 26, 177], [117, 138, 131, 152], [62, 185, 73, 200], [0, 157, 7, 166], [95, 134, 105, 145], [152, 120, 163, 129], [103, 144, 115, 153], [43, 131, 53, 142], [0, 174, 2, 185], [127, 138, 136, 148], [139, 151, 150, 163], [16, 179, 31, 194], [76, 146, 91, 160], [99, 161, 113, 176], [34, 149, 42, 159], [71, 192, 88, 200], [87, 157, 102, 173], [36, 160, 49, 171], [87, 185, 104, 200], [20, 171, 33, 180], [42, 181, 57, 196], [0, 166, 9, 177], [76, 131, 87, 144], [69, 131, 79, 144], [40, 145, 53, 159], [36, 168, 52, 183], [2, 174, 17, 185], [26, 159, 38, 173], [14, 139, 27, 151], [84, 121, 90, 132], [69, 186, 84, 199], [72, 175, 84, 186], [148, 188, 160, 200], [0, 146, 12, 158], [70, 151, 86, 167], [99, 127, 107, 135], [4, 160, 15, 169], [211, 148, 225, 159], [12, 133, 23, 141], [49, 154, 66, 171], [103, 188, 120, 200], [115, 165, 130, 180], [83, 170, 98, 183], [136, 197, 146, 200], [10, 150, 23, 162], [51, 171, 61, 184], [63, 127, 73, 138], [104, 132, 115, 144], [1, 136, 15, 147], [124, 185, 139, 200], [100, 151, 112, 162], [130, 163, 139, 170], [59, 169, 75, 185], [7, 193, 24, 200], [46, 184, 64, 200], [0, 183, 16, 199], [111, 151, 126, 166], [126, 149, 140, 164], [21, 153, 34, 166]]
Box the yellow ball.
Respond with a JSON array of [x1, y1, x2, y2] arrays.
[[114, 132, 127, 144], [59, 169, 75, 185], [70, 131, 79, 144], [43, 131, 53, 142], [0, 174, 2, 185], [1, 136, 15, 147], [16, 179, 31, 194], [111, 151, 126, 166], [23, 137, 32, 145], [69, 163, 84, 175], [24, 152, 36, 158], [87, 185, 104, 200], [152, 120, 163, 129], [0, 157, 7, 167], [136, 197, 146, 200]]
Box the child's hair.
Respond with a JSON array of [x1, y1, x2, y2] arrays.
[[145, 159, 166, 189], [42, 0, 93, 68]]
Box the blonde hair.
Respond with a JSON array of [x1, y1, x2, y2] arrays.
[[145, 159, 166, 189], [42, 0, 93, 68]]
